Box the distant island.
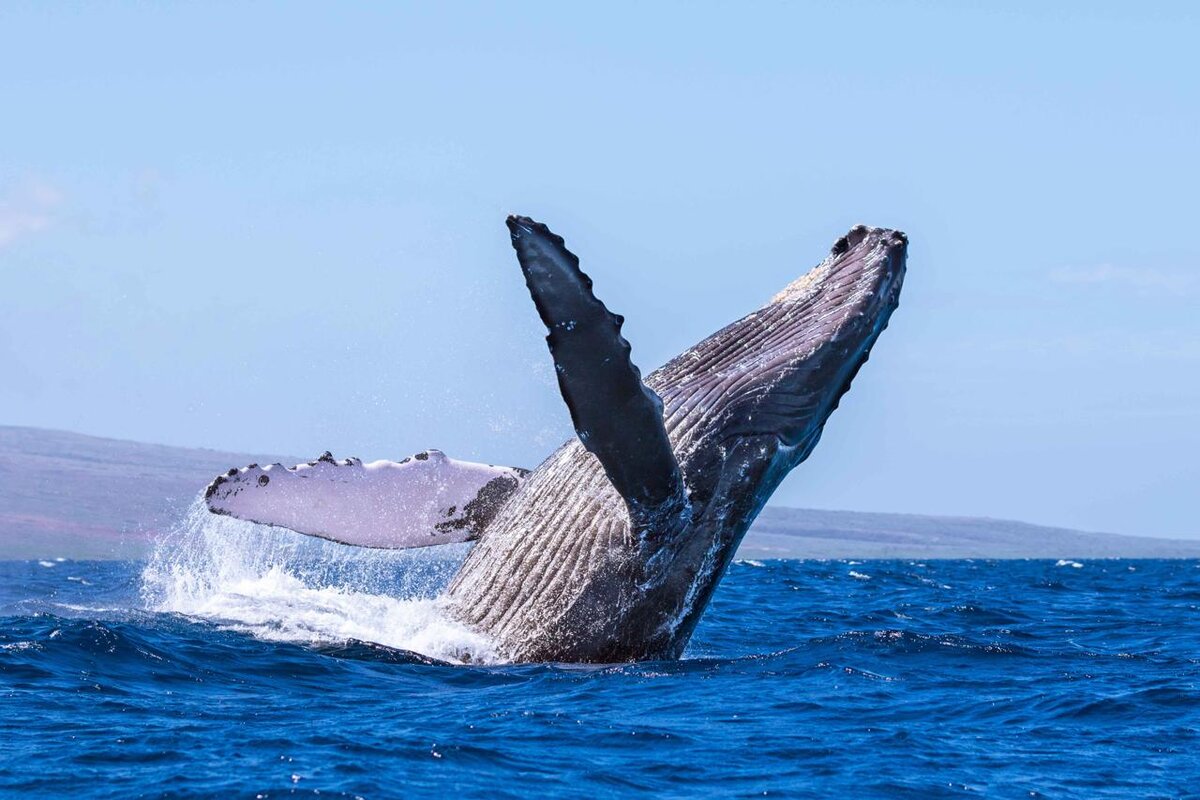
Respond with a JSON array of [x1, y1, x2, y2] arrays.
[[2, 425, 1197, 561]]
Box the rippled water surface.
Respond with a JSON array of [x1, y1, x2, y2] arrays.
[[2, 539, 1199, 797]]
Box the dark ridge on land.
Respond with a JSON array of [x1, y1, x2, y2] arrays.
[[2, 426, 1197, 561]]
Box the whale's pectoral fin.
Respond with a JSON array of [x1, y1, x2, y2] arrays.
[[506, 215, 688, 528], [204, 450, 528, 549]]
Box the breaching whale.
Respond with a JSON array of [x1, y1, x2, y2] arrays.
[[205, 216, 907, 663]]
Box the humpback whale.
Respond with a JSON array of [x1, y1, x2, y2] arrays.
[[205, 216, 907, 663]]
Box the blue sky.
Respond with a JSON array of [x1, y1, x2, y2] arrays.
[[1, 3, 1197, 538]]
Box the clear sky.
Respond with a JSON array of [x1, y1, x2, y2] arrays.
[[1, 3, 1197, 538]]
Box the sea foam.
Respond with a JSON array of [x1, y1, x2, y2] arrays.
[[140, 500, 496, 663]]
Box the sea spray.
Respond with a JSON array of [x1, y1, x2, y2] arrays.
[[140, 498, 497, 663]]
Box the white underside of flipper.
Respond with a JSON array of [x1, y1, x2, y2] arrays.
[[204, 450, 528, 549]]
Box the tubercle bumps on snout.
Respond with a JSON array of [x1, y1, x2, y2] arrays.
[[770, 225, 906, 306], [831, 224, 907, 256]]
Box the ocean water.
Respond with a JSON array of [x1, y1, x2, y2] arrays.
[[2, 511, 1199, 798]]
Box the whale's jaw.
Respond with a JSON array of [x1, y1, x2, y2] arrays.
[[448, 224, 907, 663]]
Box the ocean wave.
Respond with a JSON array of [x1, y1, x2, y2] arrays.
[[4, 557, 1200, 798]]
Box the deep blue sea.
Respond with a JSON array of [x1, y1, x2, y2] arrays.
[[3, 530, 1199, 797]]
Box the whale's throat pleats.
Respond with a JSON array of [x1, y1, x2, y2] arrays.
[[653, 225, 907, 498], [449, 220, 907, 662]]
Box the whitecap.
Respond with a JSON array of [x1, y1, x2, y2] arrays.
[[141, 499, 497, 664]]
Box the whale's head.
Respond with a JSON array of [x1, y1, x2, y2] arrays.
[[656, 224, 906, 492], [640, 225, 907, 651]]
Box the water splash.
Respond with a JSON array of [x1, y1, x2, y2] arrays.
[[140, 499, 497, 663]]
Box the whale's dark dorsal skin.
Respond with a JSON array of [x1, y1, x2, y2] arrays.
[[446, 217, 907, 663]]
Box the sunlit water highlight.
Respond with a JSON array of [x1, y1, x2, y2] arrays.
[[2, 514, 1198, 797]]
